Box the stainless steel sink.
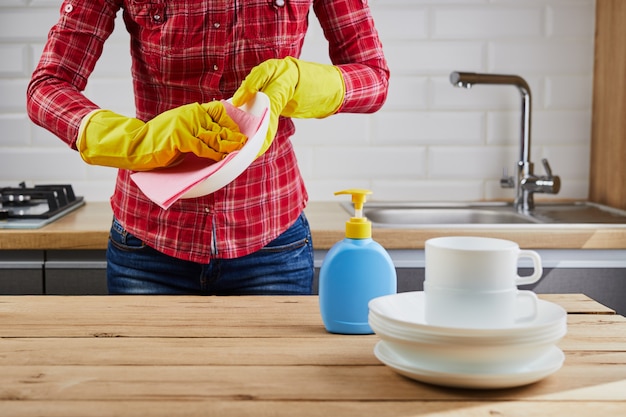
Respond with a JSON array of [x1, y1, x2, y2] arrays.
[[341, 201, 626, 227], [530, 202, 626, 224]]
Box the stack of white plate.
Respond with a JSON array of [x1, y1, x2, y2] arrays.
[[368, 291, 567, 389]]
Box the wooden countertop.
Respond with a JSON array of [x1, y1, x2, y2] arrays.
[[1, 201, 626, 250], [0, 293, 624, 416]]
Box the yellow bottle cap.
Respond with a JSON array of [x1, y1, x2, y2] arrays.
[[334, 189, 372, 239]]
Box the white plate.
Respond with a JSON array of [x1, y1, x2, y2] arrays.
[[130, 93, 271, 208], [370, 314, 564, 374], [374, 340, 564, 389], [369, 310, 566, 346], [180, 92, 270, 198], [369, 291, 567, 338]]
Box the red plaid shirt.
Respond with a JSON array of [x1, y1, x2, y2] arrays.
[[27, 0, 389, 263]]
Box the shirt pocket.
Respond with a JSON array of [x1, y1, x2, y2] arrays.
[[123, 1, 202, 55], [239, 0, 311, 56]]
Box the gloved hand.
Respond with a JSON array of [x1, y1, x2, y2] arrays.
[[232, 57, 345, 156], [77, 102, 248, 171]]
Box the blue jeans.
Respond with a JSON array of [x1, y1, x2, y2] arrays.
[[106, 213, 314, 295]]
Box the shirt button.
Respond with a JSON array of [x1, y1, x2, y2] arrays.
[[153, 14, 162, 22], [213, 64, 219, 71], [204, 207, 211, 213], [64, 3, 73, 13], [213, 22, 221, 29], [275, 0, 285, 7]]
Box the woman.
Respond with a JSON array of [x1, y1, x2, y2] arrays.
[[27, 0, 389, 295]]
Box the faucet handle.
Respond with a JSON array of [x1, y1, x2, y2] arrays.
[[500, 167, 515, 188], [541, 158, 554, 178], [526, 158, 561, 194]]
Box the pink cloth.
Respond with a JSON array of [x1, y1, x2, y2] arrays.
[[131, 102, 264, 209]]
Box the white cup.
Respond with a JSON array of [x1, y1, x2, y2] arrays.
[[424, 236, 542, 328]]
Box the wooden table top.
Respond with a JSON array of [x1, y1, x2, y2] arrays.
[[1, 294, 625, 416]]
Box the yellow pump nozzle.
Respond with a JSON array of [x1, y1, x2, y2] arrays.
[[334, 189, 371, 217], [334, 189, 372, 239]]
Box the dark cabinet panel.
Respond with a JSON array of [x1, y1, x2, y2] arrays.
[[0, 251, 44, 294], [45, 250, 107, 295]]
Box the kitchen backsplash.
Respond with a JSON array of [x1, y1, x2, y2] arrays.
[[0, 0, 595, 203]]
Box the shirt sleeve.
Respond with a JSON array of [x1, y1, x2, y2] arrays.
[[26, 1, 119, 149], [313, 0, 390, 114]]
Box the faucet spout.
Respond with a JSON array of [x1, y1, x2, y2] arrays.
[[450, 72, 530, 94], [450, 71, 559, 213]]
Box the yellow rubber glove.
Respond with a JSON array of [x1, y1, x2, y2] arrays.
[[77, 102, 248, 171], [232, 57, 345, 156]]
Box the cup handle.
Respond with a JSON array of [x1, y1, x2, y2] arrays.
[[515, 249, 543, 285], [515, 290, 539, 323]]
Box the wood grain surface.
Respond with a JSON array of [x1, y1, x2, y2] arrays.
[[590, 0, 626, 210], [1, 294, 625, 416]]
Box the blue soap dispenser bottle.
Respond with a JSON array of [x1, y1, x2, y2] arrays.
[[319, 189, 397, 334]]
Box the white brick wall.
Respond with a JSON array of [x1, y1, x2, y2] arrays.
[[0, 0, 596, 203]]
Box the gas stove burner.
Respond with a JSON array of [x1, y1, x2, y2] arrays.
[[1, 193, 32, 204], [0, 182, 84, 221]]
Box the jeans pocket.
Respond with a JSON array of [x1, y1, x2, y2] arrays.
[[108, 217, 146, 251], [260, 213, 311, 253]]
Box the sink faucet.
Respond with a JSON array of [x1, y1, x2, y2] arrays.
[[449, 71, 560, 213]]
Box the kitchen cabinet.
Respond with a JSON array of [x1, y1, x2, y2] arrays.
[[1, 245, 625, 316], [590, 0, 626, 210], [0, 251, 44, 294], [0, 250, 107, 295], [0, 244, 626, 314], [3, 247, 625, 316], [45, 250, 107, 295]]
